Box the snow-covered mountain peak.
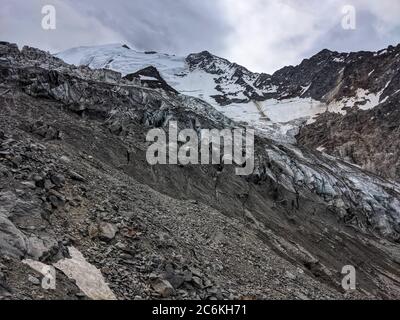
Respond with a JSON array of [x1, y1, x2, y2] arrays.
[[56, 43, 185, 76], [56, 44, 262, 106], [186, 50, 254, 77]]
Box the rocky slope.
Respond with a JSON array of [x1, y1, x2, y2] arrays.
[[1, 42, 400, 300], [295, 49, 400, 181]]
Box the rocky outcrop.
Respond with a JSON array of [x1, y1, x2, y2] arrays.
[[185, 50, 261, 105], [297, 90, 400, 181], [292, 45, 400, 182], [124, 66, 178, 94]]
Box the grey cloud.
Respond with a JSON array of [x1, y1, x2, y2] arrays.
[[0, 0, 231, 57], [0, 0, 127, 52], [67, 0, 232, 55], [219, 0, 400, 72], [0, 0, 399, 73]]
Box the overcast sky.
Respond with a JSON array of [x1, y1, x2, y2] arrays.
[[1, 0, 400, 73]]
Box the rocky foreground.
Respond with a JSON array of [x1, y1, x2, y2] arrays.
[[1, 42, 400, 300]]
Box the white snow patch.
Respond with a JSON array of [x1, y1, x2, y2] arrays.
[[214, 98, 324, 143], [23, 247, 117, 300], [214, 98, 323, 126], [328, 86, 387, 114], [380, 96, 389, 104], [357, 90, 382, 110], [301, 83, 312, 95], [139, 75, 158, 81], [54, 247, 117, 300], [333, 57, 344, 63], [174, 69, 221, 105], [260, 98, 325, 123]]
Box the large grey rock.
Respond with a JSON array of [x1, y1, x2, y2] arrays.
[[50, 173, 66, 187], [98, 222, 118, 242], [151, 279, 175, 298], [0, 215, 27, 258], [0, 191, 17, 218]]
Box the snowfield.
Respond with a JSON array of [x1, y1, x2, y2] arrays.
[[57, 44, 230, 106]]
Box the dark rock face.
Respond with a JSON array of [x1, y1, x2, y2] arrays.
[[1, 41, 400, 300], [183, 44, 400, 107], [187, 51, 234, 75], [293, 45, 400, 181], [124, 66, 178, 94], [297, 91, 400, 181], [249, 45, 400, 103], [186, 50, 260, 104]]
